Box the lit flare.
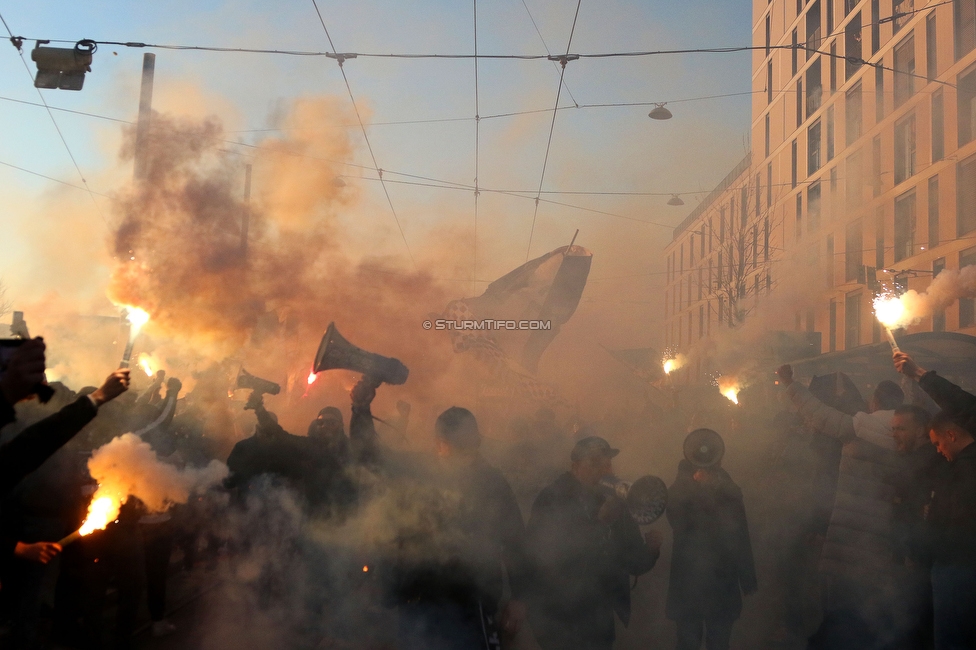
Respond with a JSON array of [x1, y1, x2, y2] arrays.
[[718, 377, 740, 405], [123, 306, 151, 341], [308, 370, 317, 385]]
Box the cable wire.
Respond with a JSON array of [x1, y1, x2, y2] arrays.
[[526, 0, 583, 260], [521, 0, 579, 107], [308, 0, 415, 266]]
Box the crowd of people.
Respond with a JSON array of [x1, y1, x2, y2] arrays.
[[0, 333, 974, 650]]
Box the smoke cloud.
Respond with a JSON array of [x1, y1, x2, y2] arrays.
[[87, 433, 228, 513], [886, 265, 976, 329]]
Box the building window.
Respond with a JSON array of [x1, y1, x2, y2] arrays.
[[845, 0, 857, 16], [827, 105, 835, 160], [876, 206, 886, 269], [792, 140, 798, 188], [829, 298, 837, 351], [765, 114, 771, 157], [894, 114, 917, 185], [796, 194, 804, 240], [756, 173, 762, 217], [847, 148, 863, 208], [752, 225, 758, 267], [933, 90, 945, 161], [830, 42, 838, 92], [826, 234, 835, 287], [894, 0, 915, 34], [699, 305, 705, 338], [927, 13, 938, 80], [876, 66, 885, 122], [808, 119, 822, 174], [957, 64, 976, 146], [955, 0, 976, 61], [846, 82, 863, 145], [764, 217, 770, 261], [718, 296, 725, 327], [846, 13, 863, 79], [933, 257, 946, 331], [765, 13, 771, 57], [708, 217, 714, 252], [767, 61, 774, 103], [871, 0, 881, 54], [809, 181, 822, 232], [807, 59, 823, 115], [893, 34, 916, 108], [797, 80, 804, 127], [793, 29, 799, 76], [720, 207, 726, 242], [767, 163, 773, 206], [894, 191, 917, 262], [698, 269, 703, 300], [740, 187, 749, 227], [958, 153, 976, 235], [960, 246, 976, 327], [689, 236, 695, 266], [929, 176, 940, 249], [873, 135, 883, 197], [845, 292, 862, 348], [846, 218, 863, 282]]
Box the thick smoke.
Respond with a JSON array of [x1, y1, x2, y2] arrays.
[[87, 433, 228, 513], [888, 265, 976, 329]]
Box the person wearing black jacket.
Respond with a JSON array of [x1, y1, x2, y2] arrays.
[[0, 338, 131, 497], [526, 435, 661, 650], [893, 352, 976, 434], [925, 412, 976, 650], [388, 406, 530, 650], [666, 441, 757, 650]]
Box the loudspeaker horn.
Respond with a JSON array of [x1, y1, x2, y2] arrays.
[[683, 428, 725, 468], [236, 367, 281, 395], [313, 322, 409, 385]]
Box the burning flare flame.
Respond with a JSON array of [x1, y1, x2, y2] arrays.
[[123, 306, 151, 341], [718, 376, 740, 404], [873, 293, 907, 330], [137, 354, 155, 377], [78, 495, 121, 536], [308, 370, 318, 385], [663, 353, 687, 375]]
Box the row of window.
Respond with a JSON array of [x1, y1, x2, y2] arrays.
[[664, 272, 773, 348]]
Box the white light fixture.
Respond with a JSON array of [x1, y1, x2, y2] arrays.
[[648, 103, 673, 120]]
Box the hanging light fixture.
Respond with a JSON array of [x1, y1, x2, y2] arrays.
[[648, 103, 673, 120], [667, 194, 685, 206]]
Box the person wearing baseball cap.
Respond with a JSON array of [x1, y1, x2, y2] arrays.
[[526, 433, 662, 650]]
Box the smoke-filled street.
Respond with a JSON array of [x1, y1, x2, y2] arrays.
[[4, 1, 976, 649]]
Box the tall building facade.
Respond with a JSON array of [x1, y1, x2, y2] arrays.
[[664, 0, 976, 378]]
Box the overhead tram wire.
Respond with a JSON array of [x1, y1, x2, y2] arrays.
[[0, 12, 107, 223], [473, 0, 480, 293], [525, 0, 583, 261], [308, 0, 415, 268], [521, 0, 580, 108]]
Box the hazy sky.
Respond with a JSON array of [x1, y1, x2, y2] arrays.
[[0, 0, 753, 346]]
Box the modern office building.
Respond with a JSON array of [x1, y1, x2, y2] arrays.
[[664, 0, 976, 379]]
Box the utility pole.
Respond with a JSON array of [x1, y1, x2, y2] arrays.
[[133, 53, 155, 180], [241, 164, 252, 255]]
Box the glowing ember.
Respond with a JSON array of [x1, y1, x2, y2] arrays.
[[78, 495, 121, 536], [308, 371, 318, 385], [663, 359, 677, 374], [718, 376, 741, 404], [873, 293, 907, 330], [362, 565, 369, 572]]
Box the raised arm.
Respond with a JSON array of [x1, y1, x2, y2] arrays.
[[777, 365, 855, 441]]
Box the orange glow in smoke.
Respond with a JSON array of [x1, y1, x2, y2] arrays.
[[308, 370, 318, 385], [137, 354, 154, 377], [718, 376, 741, 405]]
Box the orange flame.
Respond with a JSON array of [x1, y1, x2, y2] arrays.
[[78, 495, 121, 536], [137, 354, 154, 377], [308, 370, 318, 385], [718, 376, 741, 405]]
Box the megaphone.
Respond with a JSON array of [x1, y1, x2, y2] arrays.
[[683, 428, 725, 468], [599, 475, 669, 525], [236, 367, 281, 395], [313, 322, 409, 385]]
